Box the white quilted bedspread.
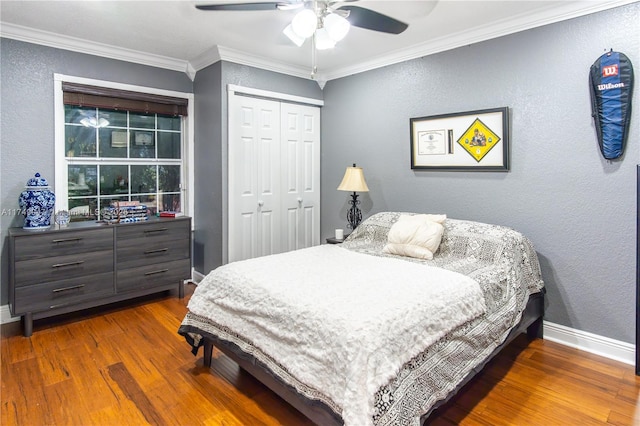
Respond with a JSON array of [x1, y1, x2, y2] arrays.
[[187, 244, 486, 425]]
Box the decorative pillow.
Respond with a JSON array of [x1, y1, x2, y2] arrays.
[[382, 214, 446, 260]]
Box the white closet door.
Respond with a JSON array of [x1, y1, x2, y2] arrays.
[[280, 103, 321, 252], [228, 95, 282, 263]]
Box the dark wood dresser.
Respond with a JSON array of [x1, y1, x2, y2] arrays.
[[8, 216, 191, 336]]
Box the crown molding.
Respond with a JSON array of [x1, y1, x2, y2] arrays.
[[190, 44, 325, 84], [0, 0, 635, 84], [322, 0, 639, 82], [0, 21, 193, 78], [188, 45, 222, 74], [215, 45, 313, 80]]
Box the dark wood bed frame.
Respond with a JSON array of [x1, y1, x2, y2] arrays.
[[200, 290, 545, 425]]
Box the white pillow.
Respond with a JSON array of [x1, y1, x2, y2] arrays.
[[382, 214, 446, 260]]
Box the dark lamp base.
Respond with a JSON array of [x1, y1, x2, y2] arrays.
[[346, 192, 362, 230]]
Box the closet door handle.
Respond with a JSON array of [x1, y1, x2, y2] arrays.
[[297, 197, 303, 204], [258, 200, 264, 207]]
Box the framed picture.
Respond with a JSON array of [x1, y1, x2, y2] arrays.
[[134, 131, 154, 147], [111, 130, 127, 148], [410, 107, 509, 171]]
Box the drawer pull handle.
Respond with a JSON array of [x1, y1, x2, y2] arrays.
[[52, 260, 85, 268], [52, 237, 82, 243], [144, 228, 168, 234], [52, 284, 85, 293], [144, 248, 169, 254], [145, 269, 169, 276]]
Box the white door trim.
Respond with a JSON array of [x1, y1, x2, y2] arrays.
[[227, 84, 324, 107]]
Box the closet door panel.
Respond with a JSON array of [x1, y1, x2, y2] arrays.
[[283, 135, 300, 250], [256, 109, 281, 257], [302, 206, 315, 248], [238, 213, 256, 261], [284, 208, 299, 253], [280, 103, 320, 252], [229, 96, 281, 262]]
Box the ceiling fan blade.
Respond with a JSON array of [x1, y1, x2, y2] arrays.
[[196, 2, 285, 11], [337, 5, 408, 34]]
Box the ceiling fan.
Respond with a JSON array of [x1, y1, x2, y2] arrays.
[[195, 1, 408, 36], [196, 1, 408, 80]]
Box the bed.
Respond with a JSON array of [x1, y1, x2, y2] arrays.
[[178, 212, 545, 425]]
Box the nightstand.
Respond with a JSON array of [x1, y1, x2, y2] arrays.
[[326, 234, 350, 244]]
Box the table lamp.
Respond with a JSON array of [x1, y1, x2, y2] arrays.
[[337, 163, 369, 229]]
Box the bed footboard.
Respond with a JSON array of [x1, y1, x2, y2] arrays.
[[201, 333, 342, 425], [203, 341, 214, 367], [421, 290, 545, 421], [198, 291, 544, 426]]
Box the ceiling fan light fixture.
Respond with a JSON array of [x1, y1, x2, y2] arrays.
[[314, 28, 336, 50], [291, 8, 317, 38], [323, 13, 350, 42], [283, 24, 306, 47], [80, 116, 109, 128]]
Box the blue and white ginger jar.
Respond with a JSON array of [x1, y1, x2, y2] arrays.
[[19, 173, 56, 230]]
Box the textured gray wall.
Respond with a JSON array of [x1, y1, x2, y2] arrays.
[[193, 61, 223, 275], [0, 38, 193, 305], [321, 3, 639, 343], [2, 4, 638, 345], [192, 61, 323, 275]]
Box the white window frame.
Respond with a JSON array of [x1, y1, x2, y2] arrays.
[[53, 73, 195, 228]]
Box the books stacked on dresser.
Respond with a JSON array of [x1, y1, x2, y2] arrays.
[[159, 211, 184, 218], [103, 201, 148, 223]]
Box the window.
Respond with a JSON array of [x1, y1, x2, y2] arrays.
[[54, 75, 194, 224]]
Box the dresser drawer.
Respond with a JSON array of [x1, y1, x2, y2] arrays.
[[116, 219, 189, 244], [14, 250, 113, 287], [13, 272, 114, 314], [117, 238, 190, 270], [117, 259, 190, 293], [13, 228, 113, 261]]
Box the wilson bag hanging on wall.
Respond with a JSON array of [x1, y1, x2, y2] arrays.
[[589, 50, 634, 160]]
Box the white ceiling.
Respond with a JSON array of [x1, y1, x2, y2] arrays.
[[0, 0, 634, 83]]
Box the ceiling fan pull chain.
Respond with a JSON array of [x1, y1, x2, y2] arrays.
[[311, 35, 318, 79]]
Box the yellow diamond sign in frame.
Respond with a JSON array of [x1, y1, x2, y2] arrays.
[[457, 118, 501, 162]]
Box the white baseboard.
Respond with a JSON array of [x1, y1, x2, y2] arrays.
[[0, 300, 634, 366], [191, 269, 205, 284], [543, 320, 635, 366], [1, 304, 19, 324]]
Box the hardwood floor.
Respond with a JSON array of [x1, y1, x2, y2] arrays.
[[1, 283, 638, 426]]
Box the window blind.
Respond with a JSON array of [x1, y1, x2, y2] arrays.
[[62, 82, 188, 116]]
